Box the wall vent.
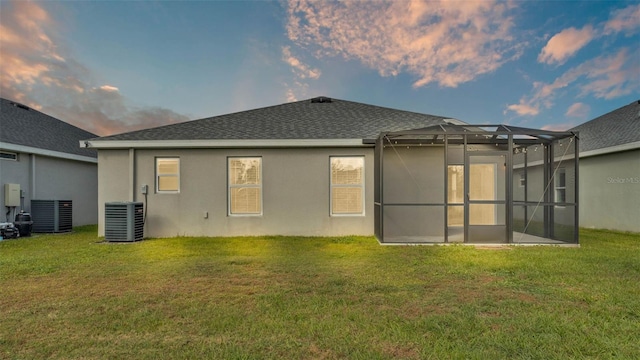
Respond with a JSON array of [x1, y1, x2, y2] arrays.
[[105, 202, 144, 242], [31, 200, 73, 233]]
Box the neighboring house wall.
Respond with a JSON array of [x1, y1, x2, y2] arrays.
[[579, 149, 640, 232], [0, 153, 30, 221], [1, 152, 97, 226], [97, 147, 374, 238]]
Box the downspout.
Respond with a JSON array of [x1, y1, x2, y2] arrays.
[[30, 154, 36, 203], [574, 135, 579, 244], [129, 148, 136, 202]]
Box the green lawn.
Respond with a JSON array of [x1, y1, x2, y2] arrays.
[[1, 227, 639, 359]]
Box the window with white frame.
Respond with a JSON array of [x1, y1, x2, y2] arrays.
[[519, 172, 526, 188], [330, 156, 364, 215], [555, 168, 566, 205], [228, 157, 262, 215], [156, 158, 180, 193]]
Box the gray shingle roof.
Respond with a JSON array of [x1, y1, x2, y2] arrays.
[[570, 100, 640, 153], [94, 97, 452, 141], [0, 98, 97, 158]]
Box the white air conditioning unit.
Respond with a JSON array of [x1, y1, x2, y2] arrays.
[[105, 202, 144, 242], [31, 200, 73, 233]]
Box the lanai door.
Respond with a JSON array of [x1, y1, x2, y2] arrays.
[[466, 152, 507, 243]]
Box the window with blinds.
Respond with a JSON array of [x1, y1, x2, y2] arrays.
[[330, 156, 364, 215], [228, 157, 262, 215], [156, 158, 180, 193]]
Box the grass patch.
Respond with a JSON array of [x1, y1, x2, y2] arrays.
[[1, 226, 639, 359]]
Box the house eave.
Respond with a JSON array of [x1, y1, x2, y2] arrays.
[[82, 139, 372, 149], [579, 141, 640, 158], [1, 142, 97, 163]]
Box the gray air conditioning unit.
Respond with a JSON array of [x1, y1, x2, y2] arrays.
[[105, 202, 144, 242], [31, 200, 73, 233]]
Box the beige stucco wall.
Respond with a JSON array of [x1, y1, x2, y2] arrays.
[[97, 147, 374, 237], [579, 149, 640, 232]]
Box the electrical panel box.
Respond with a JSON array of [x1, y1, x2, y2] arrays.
[[4, 184, 20, 206]]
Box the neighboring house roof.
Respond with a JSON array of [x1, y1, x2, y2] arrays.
[[570, 100, 640, 155], [88, 97, 457, 148], [0, 98, 97, 160]]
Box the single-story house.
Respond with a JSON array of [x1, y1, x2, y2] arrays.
[[84, 97, 579, 244], [0, 98, 98, 227], [570, 100, 640, 233]]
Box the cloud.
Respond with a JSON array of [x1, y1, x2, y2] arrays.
[[282, 46, 321, 80], [506, 48, 639, 116], [99, 85, 119, 92], [505, 102, 539, 116], [285, 88, 297, 102], [508, 3, 640, 118], [0, 0, 188, 136], [604, 3, 640, 35], [538, 4, 640, 66], [565, 102, 590, 118], [541, 123, 575, 132], [281, 46, 321, 101], [538, 26, 595, 65], [285, 0, 522, 88]]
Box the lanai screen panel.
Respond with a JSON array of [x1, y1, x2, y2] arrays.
[[382, 145, 445, 243], [512, 134, 578, 244], [376, 125, 579, 245]]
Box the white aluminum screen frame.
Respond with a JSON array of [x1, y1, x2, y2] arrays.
[[156, 157, 180, 193], [228, 157, 263, 216], [330, 156, 365, 216]]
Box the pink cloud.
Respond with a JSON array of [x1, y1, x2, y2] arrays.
[[541, 123, 575, 132], [0, 0, 188, 136], [506, 48, 639, 117], [285, 89, 297, 102], [604, 3, 640, 35], [578, 48, 639, 99], [285, 0, 522, 88], [538, 26, 595, 65], [565, 102, 590, 118], [99, 85, 119, 92], [282, 46, 321, 80], [505, 102, 539, 116]]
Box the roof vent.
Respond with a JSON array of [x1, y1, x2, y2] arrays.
[[311, 96, 332, 103], [10, 102, 30, 111]]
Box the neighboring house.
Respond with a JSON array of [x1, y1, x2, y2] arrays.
[[570, 100, 640, 233], [84, 96, 458, 239], [0, 98, 98, 226]]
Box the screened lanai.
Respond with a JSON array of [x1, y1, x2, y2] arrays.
[[374, 124, 579, 245]]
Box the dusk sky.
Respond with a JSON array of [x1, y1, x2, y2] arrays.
[[1, 0, 638, 136]]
